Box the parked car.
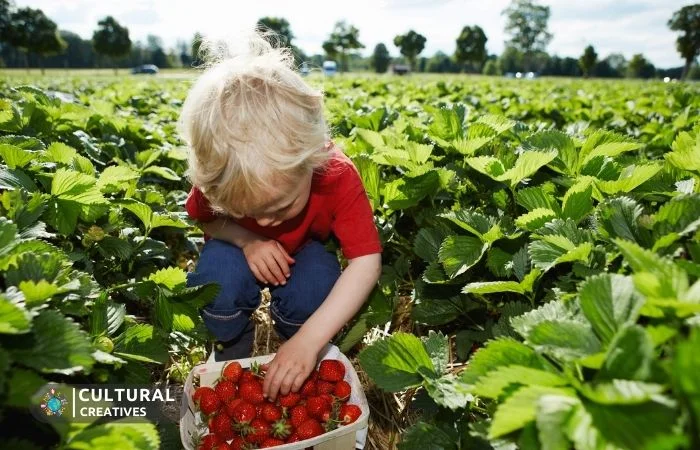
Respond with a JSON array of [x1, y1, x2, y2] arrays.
[[131, 64, 159, 75], [300, 61, 310, 77], [391, 64, 410, 75], [322, 60, 337, 76]]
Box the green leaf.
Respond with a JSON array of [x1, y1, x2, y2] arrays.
[[465, 155, 506, 178], [461, 338, 549, 385], [438, 236, 487, 278], [582, 141, 642, 167], [398, 422, 456, 450], [413, 227, 452, 262], [529, 239, 592, 272], [383, 170, 441, 209], [579, 380, 667, 405], [561, 180, 593, 223], [489, 385, 577, 438], [500, 150, 558, 187], [150, 212, 189, 229], [5, 368, 47, 408], [528, 320, 601, 360], [472, 365, 568, 398], [599, 325, 653, 381], [112, 324, 168, 364], [463, 280, 525, 295], [0, 167, 39, 191], [359, 332, 436, 392], [616, 239, 688, 298], [673, 329, 700, 434], [45, 142, 78, 164], [579, 274, 644, 345], [0, 293, 31, 334], [51, 169, 106, 205], [511, 300, 575, 339], [142, 165, 180, 181], [423, 373, 474, 410], [597, 163, 662, 194], [422, 330, 449, 376], [517, 186, 559, 212], [8, 309, 94, 374], [516, 208, 557, 231], [526, 130, 577, 176], [18, 279, 59, 305], [536, 394, 579, 450], [148, 266, 187, 291], [352, 155, 381, 209], [0, 144, 35, 169], [65, 420, 160, 450], [118, 200, 153, 229], [596, 197, 644, 243], [97, 165, 140, 190]]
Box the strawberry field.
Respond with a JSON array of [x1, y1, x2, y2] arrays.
[[0, 74, 699, 450]]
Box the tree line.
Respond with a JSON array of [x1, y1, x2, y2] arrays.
[[0, 0, 698, 80]]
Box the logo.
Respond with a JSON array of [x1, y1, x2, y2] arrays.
[[40, 387, 68, 417]]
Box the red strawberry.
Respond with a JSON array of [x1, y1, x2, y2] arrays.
[[228, 437, 247, 450], [339, 404, 362, 424], [260, 438, 285, 448], [309, 369, 320, 381], [306, 396, 331, 420], [215, 380, 237, 402], [209, 412, 235, 441], [193, 386, 215, 405], [277, 392, 302, 408], [199, 390, 222, 416], [212, 443, 231, 450], [300, 378, 317, 397], [239, 381, 264, 405], [319, 393, 334, 407], [286, 433, 301, 443], [231, 401, 257, 424], [240, 371, 259, 384], [317, 380, 335, 395], [296, 419, 324, 440], [224, 398, 242, 417], [271, 418, 292, 439], [289, 405, 309, 428], [333, 380, 351, 401], [197, 433, 221, 450], [222, 361, 243, 383], [230, 436, 250, 450], [246, 418, 271, 444], [318, 359, 345, 382], [261, 403, 282, 423]]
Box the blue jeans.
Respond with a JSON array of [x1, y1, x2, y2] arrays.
[[186, 239, 341, 342]]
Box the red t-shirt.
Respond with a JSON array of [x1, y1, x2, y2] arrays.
[[184, 147, 382, 259]]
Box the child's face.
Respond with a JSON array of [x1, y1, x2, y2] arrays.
[[252, 171, 313, 227]]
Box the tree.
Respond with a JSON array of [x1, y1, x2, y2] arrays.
[[0, 0, 12, 43], [393, 30, 426, 71], [257, 17, 294, 46], [322, 21, 364, 72], [454, 25, 488, 72], [92, 16, 131, 74], [146, 34, 167, 68], [627, 53, 655, 79], [502, 0, 552, 71], [191, 32, 204, 67], [668, 4, 700, 79], [482, 58, 502, 76], [6, 7, 66, 74], [370, 43, 390, 73], [579, 45, 597, 78]]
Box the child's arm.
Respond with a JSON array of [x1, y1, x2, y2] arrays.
[[262, 252, 382, 401], [201, 218, 295, 286]]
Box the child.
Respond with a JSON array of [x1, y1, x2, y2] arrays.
[[178, 30, 382, 401]]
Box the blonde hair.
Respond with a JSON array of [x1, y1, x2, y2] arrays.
[[178, 28, 331, 218]]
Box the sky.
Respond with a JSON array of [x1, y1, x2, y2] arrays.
[[18, 0, 691, 68]]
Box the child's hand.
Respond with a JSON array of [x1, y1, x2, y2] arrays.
[[262, 335, 316, 401], [241, 238, 295, 285]]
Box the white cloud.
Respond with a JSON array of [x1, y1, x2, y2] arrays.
[[20, 0, 689, 67]]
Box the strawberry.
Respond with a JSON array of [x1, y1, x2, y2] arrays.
[[318, 359, 345, 382], [296, 418, 324, 440], [309, 369, 320, 381], [271, 418, 292, 439], [224, 398, 242, 417], [228, 437, 247, 450], [215, 380, 237, 402], [300, 378, 317, 397], [193, 386, 215, 405], [277, 392, 302, 408], [339, 404, 362, 424], [197, 433, 221, 450], [222, 361, 243, 383], [317, 380, 335, 395], [231, 401, 257, 424], [209, 412, 235, 441], [319, 393, 334, 407], [333, 380, 351, 401], [261, 403, 282, 422], [306, 396, 331, 420], [289, 405, 309, 428], [246, 418, 271, 444], [198, 389, 222, 416], [212, 443, 232, 450], [286, 433, 301, 443], [239, 381, 264, 405], [260, 438, 285, 448]]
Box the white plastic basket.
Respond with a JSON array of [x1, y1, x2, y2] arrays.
[[180, 344, 369, 450]]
